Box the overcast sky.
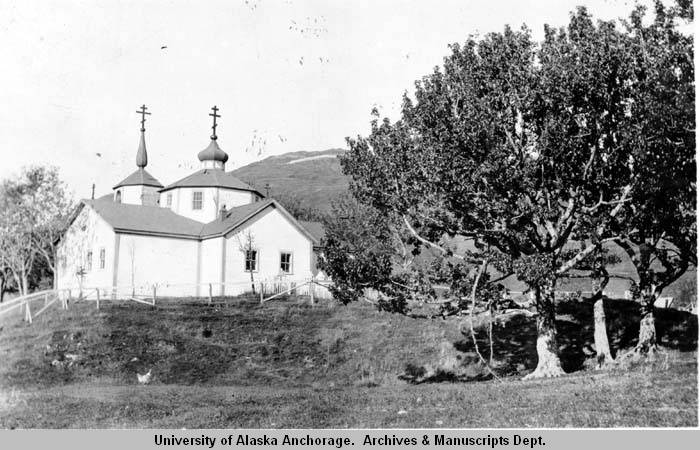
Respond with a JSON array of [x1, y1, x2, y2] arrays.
[[0, 0, 662, 198]]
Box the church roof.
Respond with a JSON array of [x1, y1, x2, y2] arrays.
[[159, 169, 261, 194], [113, 168, 164, 189], [199, 200, 274, 237], [79, 196, 319, 244], [85, 197, 203, 239], [299, 221, 325, 243], [199, 199, 319, 243]]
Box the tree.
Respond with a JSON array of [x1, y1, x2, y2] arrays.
[[613, 2, 695, 354], [0, 183, 38, 297], [0, 166, 73, 296], [568, 243, 621, 366], [319, 196, 402, 309], [338, 9, 653, 379], [0, 257, 15, 303], [27, 168, 73, 287]]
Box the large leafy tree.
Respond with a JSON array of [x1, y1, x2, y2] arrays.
[[613, 2, 695, 354], [338, 8, 662, 379]]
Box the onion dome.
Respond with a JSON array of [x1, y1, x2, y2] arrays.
[[197, 138, 229, 164], [197, 105, 229, 167], [136, 131, 148, 168], [113, 104, 163, 189]]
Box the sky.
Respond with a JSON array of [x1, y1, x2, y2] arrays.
[[0, 0, 668, 198]]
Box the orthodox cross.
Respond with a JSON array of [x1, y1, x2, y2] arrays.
[[209, 105, 221, 139], [136, 104, 151, 132]]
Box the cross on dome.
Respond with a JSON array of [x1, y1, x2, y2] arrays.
[[135, 104, 151, 168], [209, 105, 221, 140], [136, 104, 151, 132], [198, 105, 229, 168]]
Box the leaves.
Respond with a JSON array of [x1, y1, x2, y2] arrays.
[[326, 3, 694, 311], [0, 166, 74, 294]]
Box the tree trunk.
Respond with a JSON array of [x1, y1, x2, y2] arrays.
[[593, 297, 614, 366], [635, 290, 657, 354], [22, 272, 29, 297], [13, 271, 27, 297], [591, 270, 614, 366], [524, 279, 565, 379]]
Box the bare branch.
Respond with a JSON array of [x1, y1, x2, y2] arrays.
[[582, 196, 632, 213], [556, 236, 621, 275]]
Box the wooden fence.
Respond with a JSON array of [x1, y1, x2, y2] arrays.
[[0, 277, 335, 326]]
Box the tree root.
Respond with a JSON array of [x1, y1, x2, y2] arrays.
[[633, 342, 658, 356], [595, 353, 616, 369], [522, 365, 565, 380]]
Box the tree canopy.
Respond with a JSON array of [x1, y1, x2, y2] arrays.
[[0, 166, 73, 297], [325, 2, 695, 378]]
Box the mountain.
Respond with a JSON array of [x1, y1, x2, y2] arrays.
[[230, 148, 349, 212]]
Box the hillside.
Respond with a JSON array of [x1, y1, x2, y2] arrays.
[[0, 296, 696, 427], [230, 149, 349, 212]]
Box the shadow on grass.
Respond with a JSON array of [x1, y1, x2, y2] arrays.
[[452, 298, 698, 378], [399, 367, 493, 384]]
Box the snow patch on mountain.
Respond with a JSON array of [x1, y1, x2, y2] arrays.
[[287, 154, 338, 165]]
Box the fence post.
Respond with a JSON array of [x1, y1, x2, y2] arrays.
[[152, 285, 157, 306], [25, 301, 32, 324], [310, 278, 315, 305], [259, 282, 264, 304], [208, 283, 213, 305], [96, 288, 100, 309]]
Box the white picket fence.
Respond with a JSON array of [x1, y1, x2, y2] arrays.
[[0, 277, 335, 326]]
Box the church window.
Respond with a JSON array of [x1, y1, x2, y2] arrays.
[[166, 193, 172, 207], [192, 191, 203, 210], [280, 252, 292, 274], [245, 250, 258, 272], [99, 248, 106, 269], [115, 191, 122, 203], [86, 251, 93, 272]]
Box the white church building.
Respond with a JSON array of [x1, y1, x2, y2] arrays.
[[56, 106, 323, 298]]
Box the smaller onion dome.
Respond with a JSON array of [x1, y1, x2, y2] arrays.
[[197, 138, 229, 163]]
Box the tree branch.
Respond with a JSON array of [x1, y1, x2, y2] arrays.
[[556, 236, 621, 275], [402, 215, 482, 264]]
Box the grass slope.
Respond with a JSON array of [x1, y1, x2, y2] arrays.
[[0, 296, 695, 428], [230, 149, 348, 212]]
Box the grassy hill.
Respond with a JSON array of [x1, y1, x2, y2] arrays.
[[230, 149, 348, 212], [0, 295, 696, 427]]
